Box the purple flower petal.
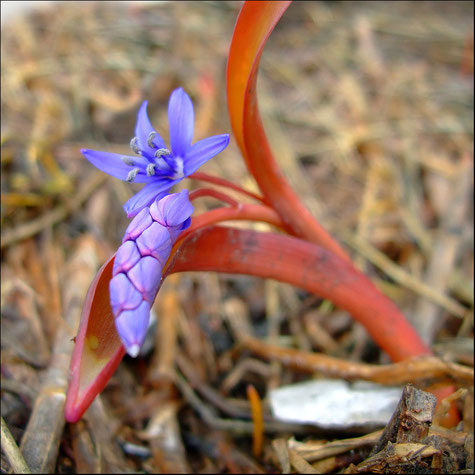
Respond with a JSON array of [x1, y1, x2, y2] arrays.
[[127, 256, 162, 303], [180, 216, 192, 231], [113, 240, 141, 275], [168, 88, 194, 158], [134, 101, 167, 158], [135, 222, 172, 265], [167, 217, 191, 242], [122, 208, 153, 242], [109, 273, 143, 315], [149, 190, 194, 227], [115, 300, 151, 357], [123, 182, 177, 218], [81, 149, 151, 183], [183, 134, 230, 176]]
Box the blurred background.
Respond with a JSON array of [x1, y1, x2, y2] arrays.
[[1, 1, 473, 473]]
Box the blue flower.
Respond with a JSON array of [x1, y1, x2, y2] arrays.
[[81, 88, 229, 217], [110, 190, 194, 356]]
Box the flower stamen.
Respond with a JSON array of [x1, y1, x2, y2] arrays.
[[121, 156, 135, 166], [154, 148, 170, 159], [130, 137, 141, 155], [146, 163, 156, 176], [126, 168, 140, 182], [147, 132, 157, 149], [81, 90, 230, 219]]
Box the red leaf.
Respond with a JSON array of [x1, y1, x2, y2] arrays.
[[168, 226, 431, 363], [64, 255, 125, 423], [227, 0, 291, 158], [226, 0, 348, 259]]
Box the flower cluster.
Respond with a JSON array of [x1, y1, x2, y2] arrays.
[[110, 190, 193, 356], [81, 88, 229, 356]]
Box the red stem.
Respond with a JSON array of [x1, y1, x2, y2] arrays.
[[190, 171, 266, 204], [172, 204, 285, 252], [189, 188, 240, 207]]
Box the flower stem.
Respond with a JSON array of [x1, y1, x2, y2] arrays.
[[174, 204, 285, 248], [189, 188, 240, 208], [190, 171, 266, 204]]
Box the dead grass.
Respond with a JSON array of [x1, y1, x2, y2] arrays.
[[1, 1, 473, 473]]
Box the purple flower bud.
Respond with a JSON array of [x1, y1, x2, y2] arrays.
[[122, 207, 153, 242], [109, 273, 143, 315], [127, 256, 162, 303], [167, 217, 192, 243], [113, 240, 141, 275], [115, 301, 151, 357], [150, 189, 194, 227], [135, 222, 172, 264], [110, 191, 194, 357]]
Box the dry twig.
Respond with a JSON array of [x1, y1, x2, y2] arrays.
[[243, 336, 474, 386], [19, 236, 99, 473], [1, 417, 32, 474]]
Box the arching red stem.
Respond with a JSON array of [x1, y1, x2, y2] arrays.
[[227, 0, 349, 260], [190, 171, 266, 204], [189, 188, 240, 207]]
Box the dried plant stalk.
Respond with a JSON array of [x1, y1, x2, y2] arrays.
[[20, 236, 99, 473], [243, 336, 473, 386], [1, 417, 32, 474]]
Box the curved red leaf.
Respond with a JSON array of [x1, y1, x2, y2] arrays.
[[226, 1, 349, 259], [227, 0, 291, 158], [64, 255, 125, 423], [168, 225, 431, 362]]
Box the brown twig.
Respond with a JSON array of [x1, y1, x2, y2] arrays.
[[1, 417, 32, 474], [242, 336, 474, 386], [371, 385, 436, 455], [290, 429, 383, 463], [173, 370, 317, 436], [141, 401, 191, 474]]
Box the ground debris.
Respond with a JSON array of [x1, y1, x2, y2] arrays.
[[343, 385, 473, 474], [1, 1, 472, 473]]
